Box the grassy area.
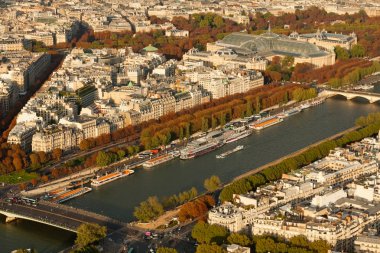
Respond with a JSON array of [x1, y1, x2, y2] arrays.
[[0, 170, 39, 184]]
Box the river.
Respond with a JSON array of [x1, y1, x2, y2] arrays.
[[1, 97, 380, 253]]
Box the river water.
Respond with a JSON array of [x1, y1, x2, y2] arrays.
[[1, 97, 380, 253]]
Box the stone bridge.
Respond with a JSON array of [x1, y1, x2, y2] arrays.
[[0, 200, 126, 233], [320, 89, 380, 103]]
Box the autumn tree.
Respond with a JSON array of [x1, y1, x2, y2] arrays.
[[204, 175, 222, 192], [52, 148, 63, 161]]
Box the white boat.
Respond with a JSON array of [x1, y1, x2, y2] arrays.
[[53, 187, 92, 203], [216, 145, 244, 159], [180, 138, 224, 159], [143, 153, 177, 168], [310, 98, 326, 107], [91, 169, 134, 187], [300, 103, 311, 110], [224, 127, 252, 144], [277, 107, 302, 119], [249, 116, 283, 131]]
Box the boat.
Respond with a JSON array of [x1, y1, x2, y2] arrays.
[[53, 187, 92, 203], [224, 127, 252, 144], [310, 97, 326, 107], [249, 116, 283, 131], [277, 107, 302, 119], [143, 153, 177, 168], [180, 138, 224, 159], [216, 145, 244, 159], [300, 103, 311, 110], [91, 168, 135, 187]]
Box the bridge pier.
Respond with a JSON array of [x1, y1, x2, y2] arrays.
[[5, 216, 17, 223]]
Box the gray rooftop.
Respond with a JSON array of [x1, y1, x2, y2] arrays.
[[218, 32, 329, 58]]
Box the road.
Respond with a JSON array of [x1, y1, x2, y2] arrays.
[[42, 137, 139, 173]]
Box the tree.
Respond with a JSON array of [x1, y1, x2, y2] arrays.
[[29, 153, 41, 170], [196, 244, 227, 253], [334, 46, 350, 60], [133, 196, 164, 222], [157, 247, 178, 253], [96, 151, 112, 167], [192, 221, 229, 244], [281, 56, 295, 68], [204, 175, 222, 192], [227, 233, 251, 246], [75, 223, 107, 248], [52, 148, 63, 161], [13, 157, 23, 171], [290, 235, 309, 248], [350, 44, 366, 58]]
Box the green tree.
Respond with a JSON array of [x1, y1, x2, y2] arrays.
[[204, 175, 222, 192], [75, 223, 107, 248], [281, 55, 295, 68], [290, 235, 309, 248], [192, 221, 229, 244], [350, 44, 366, 58], [96, 151, 112, 167], [334, 46, 350, 60], [213, 16, 224, 28], [157, 247, 178, 253], [117, 150, 126, 160], [227, 233, 251, 246], [196, 244, 227, 253], [133, 196, 164, 222], [310, 240, 331, 253]]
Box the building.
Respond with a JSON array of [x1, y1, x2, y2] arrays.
[[207, 32, 335, 67], [0, 80, 18, 117], [165, 29, 189, 37], [7, 124, 36, 152], [183, 48, 267, 71], [32, 124, 82, 152], [289, 29, 357, 50], [355, 235, 380, 253], [0, 36, 31, 51], [225, 244, 250, 253]]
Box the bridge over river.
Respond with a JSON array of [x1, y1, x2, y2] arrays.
[[0, 199, 126, 233], [321, 89, 380, 103]]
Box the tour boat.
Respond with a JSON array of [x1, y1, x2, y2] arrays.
[[310, 97, 326, 107], [143, 153, 177, 168], [53, 187, 92, 203], [249, 116, 283, 131], [216, 145, 244, 159], [224, 127, 253, 144], [277, 107, 302, 119], [91, 169, 135, 187], [180, 138, 224, 160]]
